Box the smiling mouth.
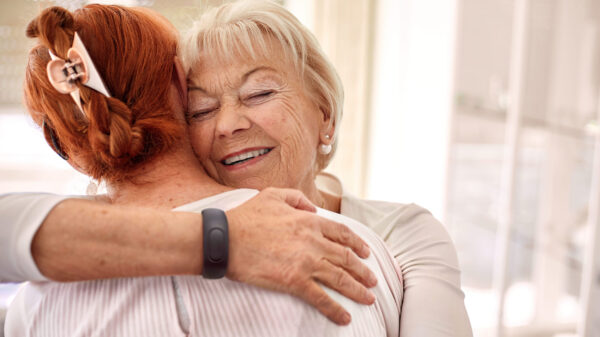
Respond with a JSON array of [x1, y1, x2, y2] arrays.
[[221, 148, 273, 166]]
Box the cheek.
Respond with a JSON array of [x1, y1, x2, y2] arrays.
[[256, 114, 286, 133], [188, 123, 213, 160], [256, 101, 307, 142], [274, 118, 317, 169]]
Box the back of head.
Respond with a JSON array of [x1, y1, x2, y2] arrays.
[[180, 0, 344, 169], [25, 5, 182, 183]]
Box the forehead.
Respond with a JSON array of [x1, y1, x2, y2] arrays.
[[187, 34, 299, 88]]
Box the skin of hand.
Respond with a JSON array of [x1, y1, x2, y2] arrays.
[[226, 187, 377, 325], [31, 188, 376, 325]]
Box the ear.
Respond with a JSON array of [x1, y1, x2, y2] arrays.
[[172, 56, 188, 112], [318, 108, 334, 144]]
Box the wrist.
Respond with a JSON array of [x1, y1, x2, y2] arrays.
[[223, 208, 243, 280], [170, 212, 204, 275]]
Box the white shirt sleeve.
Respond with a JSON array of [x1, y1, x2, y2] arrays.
[[341, 197, 473, 337], [0, 193, 69, 282], [382, 205, 472, 337]]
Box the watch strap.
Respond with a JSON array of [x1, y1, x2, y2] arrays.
[[201, 208, 229, 279]]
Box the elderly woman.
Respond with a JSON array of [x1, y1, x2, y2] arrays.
[[181, 1, 472, 336], [5, 4, 402, 337], [2, 1, 472, 336]]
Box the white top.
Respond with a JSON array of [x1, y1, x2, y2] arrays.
[[316, 172, 473, 337], [0, 193, 69, 282], [5, 189, 403, 337]]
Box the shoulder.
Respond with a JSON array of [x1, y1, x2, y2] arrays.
[[317, 172, 459, 269], [317, 172, 444, 240], [342, 195, 446, 241], [342, 195, 427, 222], [342, 195, 460, 271]]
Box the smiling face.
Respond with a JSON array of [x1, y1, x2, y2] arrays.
[[186, 36, 330, 194]]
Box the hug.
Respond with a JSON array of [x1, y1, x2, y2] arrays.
[[1, 1, 471, 336]]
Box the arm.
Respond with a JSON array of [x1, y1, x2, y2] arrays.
[[31, 197, 204, 281], [381, 206, 473, 337], [0, 193, 205, 282], [1, 188, 376, 325]]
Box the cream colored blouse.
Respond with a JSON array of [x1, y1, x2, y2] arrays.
[[317, 172, 473, 337]]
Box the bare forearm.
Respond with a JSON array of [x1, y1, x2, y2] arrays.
[[27, 189, 378, 326], [32, 199, 203, 281]]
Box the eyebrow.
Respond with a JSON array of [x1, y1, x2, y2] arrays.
[[187, 66, 277, 92], [242, 66, 276, 82]]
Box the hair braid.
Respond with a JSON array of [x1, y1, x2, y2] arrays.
[[79, 88, 144, 170], [25, 5, 182, 182], [26, 7, 77, 58]]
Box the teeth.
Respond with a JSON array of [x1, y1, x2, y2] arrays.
[[223, 148, 270, 165]]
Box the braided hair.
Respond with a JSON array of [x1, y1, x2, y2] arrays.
[[24, 5, 182, 182]]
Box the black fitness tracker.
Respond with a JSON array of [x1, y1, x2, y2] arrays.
[[201, 208, 229, 279]]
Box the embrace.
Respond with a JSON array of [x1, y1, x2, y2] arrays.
[[2, 1, 472, 336]]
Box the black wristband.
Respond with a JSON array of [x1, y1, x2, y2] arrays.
[[201, 208, 229, 279]]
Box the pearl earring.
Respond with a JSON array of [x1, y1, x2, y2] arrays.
[[319, 134, 332, 155]]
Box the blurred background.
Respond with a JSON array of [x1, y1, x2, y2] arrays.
[[1, 0, 599, 336]]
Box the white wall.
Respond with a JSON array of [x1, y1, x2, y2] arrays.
[[366, 0, 458, 220]]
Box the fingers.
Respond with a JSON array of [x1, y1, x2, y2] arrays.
[[321, 243, 377, 288], [265, 187, 316, 213], [300, 282, 352, 325], [320, 219, 371, 259], [230, 186, 380, 327], [312, 259, 376, 305]]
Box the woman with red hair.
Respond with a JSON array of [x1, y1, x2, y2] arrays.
[[4, 4, 404, 336]]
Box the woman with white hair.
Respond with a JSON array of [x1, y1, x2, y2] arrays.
[[180, 1, 472, 335], [3, 1, 472, 336]]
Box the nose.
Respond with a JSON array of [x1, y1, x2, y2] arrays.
[[215, 102, 251, 138]]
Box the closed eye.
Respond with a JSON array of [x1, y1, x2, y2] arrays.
[[252, 91, 273, 98], [188, 107, 218, 121], [246, 91, 274, 104]]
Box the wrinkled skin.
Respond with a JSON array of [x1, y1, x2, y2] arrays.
[[187, 37, 330, 206], [226, 188, 377, 325]]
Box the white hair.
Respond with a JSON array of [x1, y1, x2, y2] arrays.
[[180, 0, 343, 169]]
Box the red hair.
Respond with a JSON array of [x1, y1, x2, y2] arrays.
[[25, 5, 183, 182]]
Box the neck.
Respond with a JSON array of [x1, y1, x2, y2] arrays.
[[107, 141, 230, 210], [302, 181, 341, 214]]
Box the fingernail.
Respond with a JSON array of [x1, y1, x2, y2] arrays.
[[342, 313, 351, 325], [369, 274, 378, 287], [366, 291, 376, 303], [361, 244, 370, 258]]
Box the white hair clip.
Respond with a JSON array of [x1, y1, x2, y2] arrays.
[[46, 32, 111, 115]]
